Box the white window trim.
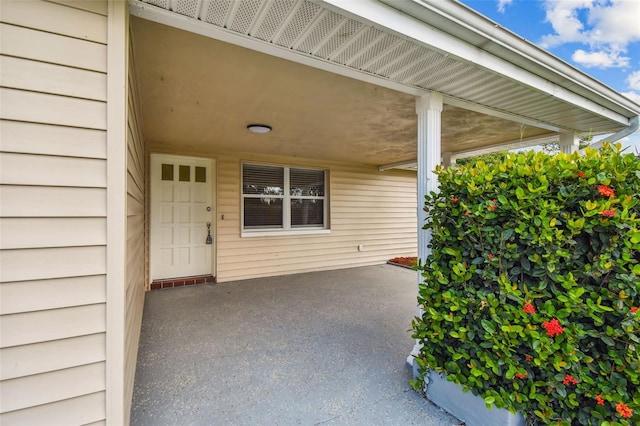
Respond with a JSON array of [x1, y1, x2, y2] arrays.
[[241, 162, 329, 237], [241, 229, 332, 238]]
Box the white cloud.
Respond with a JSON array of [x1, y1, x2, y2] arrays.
[[586, 0, 640, 47], [621, 71, 640, 104], [627, 71, 640, 91], [572, 49, 630, 68], [621, 91, 640, 105], [539, 0, 640, 69], [539, 0, 592, 48], [497, 0, 513, 13]]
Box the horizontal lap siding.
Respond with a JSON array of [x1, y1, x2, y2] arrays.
[[0, 363, 106, 413], [216, 155, 417, 282], [0, 392, 105, 426], [0, 276, 106, 315], [0, 1, 108, 424], [124, 40, 146, 424]]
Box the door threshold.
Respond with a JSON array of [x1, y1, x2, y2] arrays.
[[150, 274, 216, 290]]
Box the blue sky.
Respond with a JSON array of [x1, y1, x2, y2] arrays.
[[459, 0, 640, 152]]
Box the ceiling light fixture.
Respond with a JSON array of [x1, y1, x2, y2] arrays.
[[247, 124, 272, 134]]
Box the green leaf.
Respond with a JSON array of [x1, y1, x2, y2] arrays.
[[471, 368, 483, 377], [556, 386, 567, 398], [568, 288, 585, 299], [444, 247, 459, 257], [501, 229, 514, 240], [481, 319, 495, 334], [601, 336, 614, 346]]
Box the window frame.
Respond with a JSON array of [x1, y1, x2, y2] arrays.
[[241, 162, 329, 237]]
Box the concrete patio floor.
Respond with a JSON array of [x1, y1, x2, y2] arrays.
[[130, 264, 461, 425]]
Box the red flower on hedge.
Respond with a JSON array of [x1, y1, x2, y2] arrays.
[[523, 302, 536, 314], [525, 355, 532, 362], [595, 395, 605, 406], [542, 318, 564, 337], [616, 402, 633, 418], [487, 253, 494, 259], [515, 372, 528, 379], [602, 209, 615, 217], [577, 171, 586, 178], [631, 307, 639, 314], [597, 185, 615, 197], [451, 196, 459, 203], [488, 204, 496, 211], [464, 211, 471, 216], [562, 374, 578, 386]]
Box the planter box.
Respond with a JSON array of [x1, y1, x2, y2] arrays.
[[413, 362, 526, 426]]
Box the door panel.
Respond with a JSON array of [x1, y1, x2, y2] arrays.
[[151, 154, 213, 280]]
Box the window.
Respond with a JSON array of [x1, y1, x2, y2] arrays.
[[242, 163, 328, 233]]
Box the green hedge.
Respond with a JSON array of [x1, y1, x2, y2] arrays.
[[412, 144, 639, 425]]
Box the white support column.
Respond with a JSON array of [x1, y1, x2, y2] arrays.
[[559, 131, 579, 154], [409, 92, 443, 367], [416, 92, 443, 266]]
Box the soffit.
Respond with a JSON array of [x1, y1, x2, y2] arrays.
[[131, 17, 553, 165], [130, 0, 635, 138]]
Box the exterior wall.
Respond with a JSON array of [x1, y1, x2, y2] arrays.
[[124, 31, 146, 424], [215, 153, 417, 282], [0, 0, 108, 424]]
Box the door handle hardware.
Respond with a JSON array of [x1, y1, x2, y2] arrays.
[[206, 222, 213, 245]]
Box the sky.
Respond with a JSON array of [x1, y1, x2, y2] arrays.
[[459, 0, 640, 153]]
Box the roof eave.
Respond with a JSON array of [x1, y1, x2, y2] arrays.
[[387, 0, 640, 118]]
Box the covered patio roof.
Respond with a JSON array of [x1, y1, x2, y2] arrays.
[[129, 0, 640, 166]]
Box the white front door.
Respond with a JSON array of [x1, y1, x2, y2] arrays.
[[150, 154, 214, 280]]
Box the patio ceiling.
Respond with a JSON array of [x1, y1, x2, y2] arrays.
[[129, 0, 640, 166]]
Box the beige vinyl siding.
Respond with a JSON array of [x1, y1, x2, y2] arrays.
[[124, 35, 146, 424], [0, 1, 108, 424], [1, 334, 106, 380], [0, 392, 106, 426], [0, 276, 106, 315], [1, 363, 105, 413], [0, 120, 107, 159], [216, 154, 417, 282]]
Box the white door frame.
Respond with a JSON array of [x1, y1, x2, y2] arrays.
[[150, 153, 216, 282]]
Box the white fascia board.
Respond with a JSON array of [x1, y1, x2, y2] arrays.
[[444, 96, 561, 132], [129, 0, 426, 96], [378, 133, 558, 170], [320, 0, 631, 126], [406, 0, 640, 116], [378, 159, 419, 171], [451, 134, 559, 160]]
